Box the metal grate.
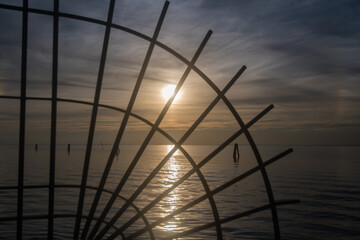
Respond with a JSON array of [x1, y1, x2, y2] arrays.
[[0, 1, 299, 239]]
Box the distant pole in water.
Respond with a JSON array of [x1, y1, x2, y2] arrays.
[[35, 144, 38, 151], [233, 143, 239, 162], [67, 144, 71, 153]]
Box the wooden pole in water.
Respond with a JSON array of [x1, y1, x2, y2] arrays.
[[233, 143, 239, 162]]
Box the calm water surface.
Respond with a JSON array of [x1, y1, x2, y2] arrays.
[[0, 144, 359, 239]]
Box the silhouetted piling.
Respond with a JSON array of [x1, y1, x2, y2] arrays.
[[35, 144, 38, 151], [67, 144, 71, 153], [233, 143, 239, 162]]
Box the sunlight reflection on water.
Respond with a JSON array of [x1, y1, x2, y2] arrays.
[[160, 145, 180, 233]]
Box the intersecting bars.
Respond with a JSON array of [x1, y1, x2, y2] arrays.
[[0, 1, 288, 238], [73, 0, 116, 238], [0, 94, 277, 238], [89, 29, 212, 240], [80, 2, 170, 238], [189, 56, 282, 238], [126, 149, 294, 239], [17, 0, 28, 239], [105, 104, 274, 240], [160, 200, 300, 240], [48, 0, 59, 239], [0, 184, 155, 239], [94, 66, 246, 240]]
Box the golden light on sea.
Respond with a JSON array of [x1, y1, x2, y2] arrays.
[[160, 145, 181, 232]]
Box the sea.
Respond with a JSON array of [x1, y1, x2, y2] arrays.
[[0, 144, 359, 239]]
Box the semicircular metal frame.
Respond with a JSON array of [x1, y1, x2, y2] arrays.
[[0, 1, 299, 239]]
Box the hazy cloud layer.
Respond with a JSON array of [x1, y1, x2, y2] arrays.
[[0, 0, 359, 144]]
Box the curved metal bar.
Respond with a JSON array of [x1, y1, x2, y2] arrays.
[[159, 199, 300, 240], [125, 148, 293, 239], [73, 0, 117, 238], [0, 184, 153, 240], [93, 29, 212, 240]]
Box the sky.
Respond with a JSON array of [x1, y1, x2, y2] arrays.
[[0, 0, 359, 145]]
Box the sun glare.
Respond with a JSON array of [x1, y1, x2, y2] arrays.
[[162, 84, 180, 102], [167, 144, 178, 156]]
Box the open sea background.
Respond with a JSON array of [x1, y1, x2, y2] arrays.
[[0, 144, 359, 239]]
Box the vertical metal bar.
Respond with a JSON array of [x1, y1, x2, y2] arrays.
[[72, 0, 117, 238], [48, 0, 59, 239], [94, 30, 212, 240], [80, 2, 170, 239], [17, 1, 28, 239]]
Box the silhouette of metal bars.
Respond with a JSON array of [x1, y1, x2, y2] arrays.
[[90, 28, 212, 240], [0, 94, 266, 238], [17, 1, 28, 239], [0, 184, 155, 240], [160, 199, 300, 240], [105, 104, 274, 239], [0, 93, 257, 237], [94, 66, 246, 240], [0, 1, 299, 238], [0, 94, 275, 238], [48, 0, 59, 239], [73, 0, 116, 238], [127, 148, 293, 239], [80, 2, 170, 239]]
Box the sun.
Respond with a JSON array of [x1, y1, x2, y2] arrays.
[[162, 84, 180, 102]]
